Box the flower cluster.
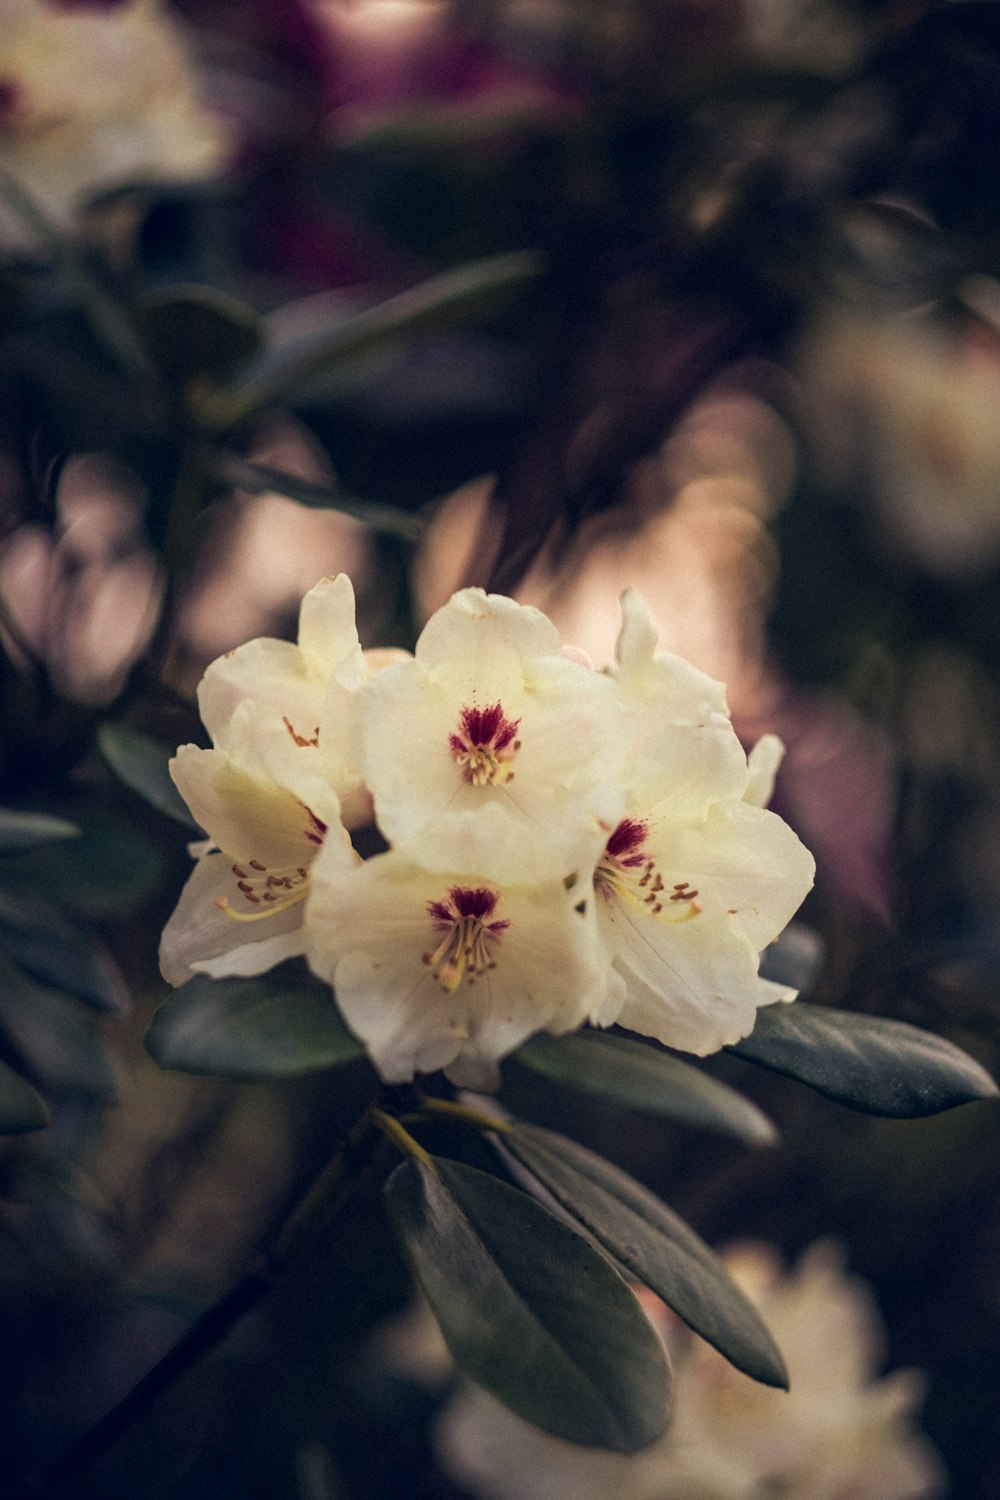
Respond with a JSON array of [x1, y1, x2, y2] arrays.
[[160, 576, 814, 1087], [433, 1243, 945, 1500]]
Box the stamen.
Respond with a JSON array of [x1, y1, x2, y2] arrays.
[[596, 818, 701, 923], [284, 716, 320, 748], [421, 885, 510, 990], [449, 702, 522, 787]]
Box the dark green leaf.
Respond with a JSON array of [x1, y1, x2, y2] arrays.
[[0, 953, 117, 1098], [0, 809, 79, 853], [198, 252, 542, 428], [134, 284, 263, 386], [146, 970, 366, 1079], [0, 1055, 49, 1133], [0, 798, 169, 919], [512, 1030, 776, 1146], [384, 1156, 669, 1453], [501, 1122, 787, 1389], [0, 891, 129, 1012], [728, 1002, 999, 1116], [97, 723, 197, 829]]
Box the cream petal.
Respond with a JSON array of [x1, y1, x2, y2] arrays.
[[745, 732, 785, 808], [647, 800, 814, 954], [159, 848, 306, 985], [599, 898, 767, 1055], [415, 588, 562, 676], [296, 573, 366, 688], [614, 587, 661, 676], [198, 637, 315, 749], [170, 744, 329, 868]]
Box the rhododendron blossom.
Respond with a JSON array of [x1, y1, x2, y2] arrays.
[[161, 575, 814, 1083]]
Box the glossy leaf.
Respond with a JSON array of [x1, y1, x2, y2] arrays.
[[0, 809, 79, 853], [0, 1055, 49, 1133], [147, 971, 367, 1079], [728, 1002, 999, 1116], [384, 1156, 669, 1453], [198, 251, 542, 428], [512, 1030, 776, 1146], [0, 799, 169, 919], [501, 1122, 787, 1388], [97, 724, 198, 829], [0, 891, 129, 1012], [0, 953, 117, 1098]]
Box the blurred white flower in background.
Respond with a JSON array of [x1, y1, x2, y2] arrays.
[[798, 301, 1000, 579], [0, 0, 230, 254], [430, 1242, 946, 1500]]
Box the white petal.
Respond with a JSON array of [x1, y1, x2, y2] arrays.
[[415, 588, 561, 675], [198, 637, 314, 749], [614, 587, 661, 675], [598, 894, 768, 1054], [648, 800, 815, 953], [745, 732, 785, 808], [159, 848, 305, 985], [297, 573, 366, 688], [170, 742, 333, 868]]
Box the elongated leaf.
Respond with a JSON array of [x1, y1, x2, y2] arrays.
[[197, 252, 542, 428], [0, 809, 79, 853], [0, 893, 129, 1012], [0, 799, 169, 918], [512, 1030, 776, 1146], [0, 1055, 49, 1133], [0, 953, 117, 1098], [385, 1156, 669, 1453], [147, 971, 366, 1079], [97, 724, 198, 829], [728, 1002, 998, 1116], [501, 1122, 787, 1388]]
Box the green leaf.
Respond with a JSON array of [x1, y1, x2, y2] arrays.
[[134, 284, 263, 387], [197, 252, 542, 429], [0, 953, 117, 1098], [0, 892, 129, 1012], [0, 809, 79, 853], [97, 724, 198, 829], [384, 1156, 669, 1453], [511, 1030, 777, 1146], [500, 1122, 787, 1389], [0, 798, 169, 919], [146, 970, 367, 1079], [728, 1002, 999, 1116], [0, 1055, 50, 1133]]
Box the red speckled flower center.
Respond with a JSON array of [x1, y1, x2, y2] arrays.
[[596, 817, 701, 919], [449, 702, 521, 787], [423, 885, 510, 991]]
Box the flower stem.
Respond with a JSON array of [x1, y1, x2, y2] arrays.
[[19, 1103, 382, 1498]]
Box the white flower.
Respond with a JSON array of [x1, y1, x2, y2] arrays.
[[159, 575, 381, 984], [0, 0, 230, 256], [434, 1243, 945, 1500], [591, 592, 815, 1055], [354, 587, 625, 877], [304, 807, 613, 1088]]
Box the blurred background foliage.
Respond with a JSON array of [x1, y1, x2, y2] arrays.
[[3, 0, 1000, 1494]]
